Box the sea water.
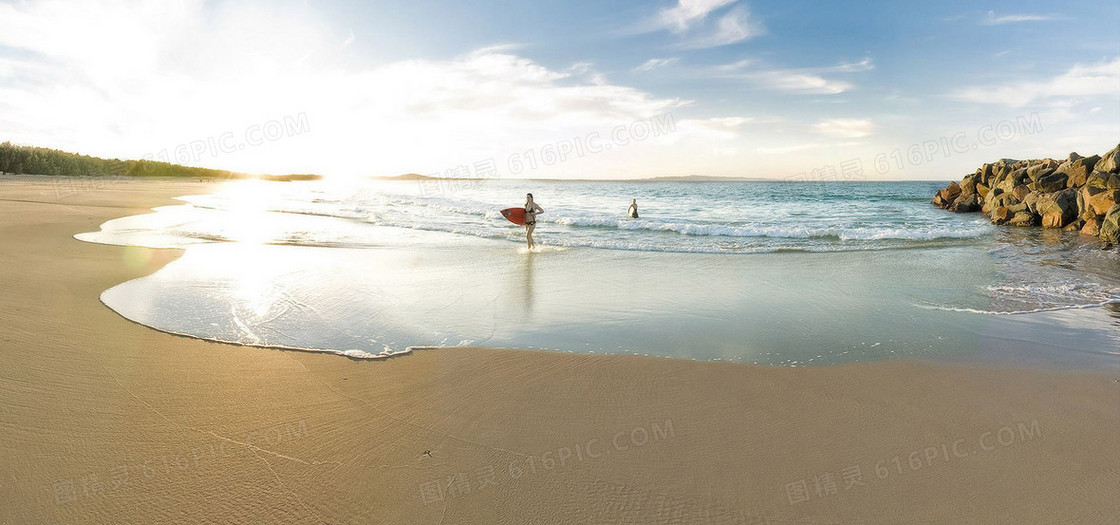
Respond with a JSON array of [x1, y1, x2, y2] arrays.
[[77, 179, 1120, 367]]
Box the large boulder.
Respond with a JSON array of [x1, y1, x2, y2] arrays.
[[1077, 187, 1088, 218], [1087, 189, 1120, 217], [1035, 189, 1078, 228], [1086, 171, 1120, 190], [976, 183, 990, 197], [979, 163, 995, 186], [1100, 205, 1120, 243], [960, 177, 977, 196], [986, 191, 1018, 213], [1056, 155, 1099, 188], [1096, 143, 1120, 174], [1026, 159, 1058, 181], [1030, 171, 1068, 192], [934, 182, 961, 208], [1009, 211, 1038, 226], [949, 193, 981, 213], [1011, 184, 1031, 202], [1023, 191, 1042, 214], [1026, 165, 1054, 182], [1081, 217, 1102, 236], [990, 206, 1012, 225], [997, 168, 1030, 193]]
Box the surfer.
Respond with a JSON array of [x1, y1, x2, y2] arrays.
[[627, 199, 639, 219], [524, 193, 544, 249]]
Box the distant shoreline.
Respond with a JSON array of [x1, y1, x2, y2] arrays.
[[372, 173, 951, 183]]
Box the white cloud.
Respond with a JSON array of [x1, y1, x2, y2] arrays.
[[674, 117, 752, 140], [634, 57, 680, 73], [655, 0, 737, 33], [981, 10, 1055, 25], [755, 142, 824, 154], [635, 1, 763, 49], [678, 6, 764, 49], [951, 58, 1120, 107], [0, 1, 707, 178], [812, 118, 875, 138], [717, 58, 873, 94]]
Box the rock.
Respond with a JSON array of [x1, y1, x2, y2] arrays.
[[991, 206, 1012, 225], [960, 177, 977, 196], [979, 163, 995, 185], [1026, 161, 1055, 181], [997, 168, 1029, 193], [1087, 171, 1120, 190], [937, 182, 961, 205], [1100, 205, 1120, 243], [1063, 219, 1084, 232], [1087, 189, 1120, 217], [933, 148, 1120, 229], [1035, 189, 1078, 228], [1009, 211, 1038, 226], [1056, 155, 1099, 188], [1023, 191, 1042, 214], [987, 192, 1019, 211], [1030, 172, 1068, 193], [1078, 186, 1097, 220], [1096, 143, 1120, 174], [1081, 217, 1102, 236], [949, 193, 981, 213], [1027, 166, 1054, 182]]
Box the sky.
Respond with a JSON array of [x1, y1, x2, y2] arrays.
[[1, 0, 1118, 180]]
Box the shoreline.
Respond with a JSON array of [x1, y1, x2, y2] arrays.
[[2, 177, 1118, 523]]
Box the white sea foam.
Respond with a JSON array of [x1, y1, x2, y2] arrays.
[[137, 179, 998, 255], [918, 282, 1120, 315]]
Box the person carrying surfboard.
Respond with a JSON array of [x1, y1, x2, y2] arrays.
[[627, 199, 639, 219], [524, 193, 544, 249]]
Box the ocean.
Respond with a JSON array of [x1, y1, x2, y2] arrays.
[[77, 179, 1120, 367]]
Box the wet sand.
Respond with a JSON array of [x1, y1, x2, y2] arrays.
[[1, 176, 1118, 524]]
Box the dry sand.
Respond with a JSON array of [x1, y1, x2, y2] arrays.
[[1, 176, 1118, 524]]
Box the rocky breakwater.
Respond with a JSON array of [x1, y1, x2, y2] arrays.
[[933, 143, 1120, 244]]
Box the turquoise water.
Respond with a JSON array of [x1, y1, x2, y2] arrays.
[[77, 180, 1120, 367]]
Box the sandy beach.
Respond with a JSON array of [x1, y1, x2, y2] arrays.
[[1, 176, 1118, 524]]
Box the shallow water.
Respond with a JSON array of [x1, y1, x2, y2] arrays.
[[78, 179, 1120, 367]]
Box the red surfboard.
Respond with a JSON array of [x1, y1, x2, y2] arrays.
[[500, 207, 527, 226]]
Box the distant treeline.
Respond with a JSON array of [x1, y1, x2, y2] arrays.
[[0, 142, 320, 181]]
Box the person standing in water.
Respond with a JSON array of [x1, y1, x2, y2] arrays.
[[627, 199, 639, 219], [524, 193, 544, 249]]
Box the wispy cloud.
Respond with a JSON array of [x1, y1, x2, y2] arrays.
[[981, 10, 1057, 25], [678, 6, 763, 49], [655, 0, 737, 33], [951, 57, 1120, 107], [635, 1, 764, 49], [716, 58, 874, 94], [634, 57, 680, 73], [756, 142, 825, 154], [812, 118, 875, 138]]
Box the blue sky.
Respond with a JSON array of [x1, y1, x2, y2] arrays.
[[1, 0, 1117, 179]]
